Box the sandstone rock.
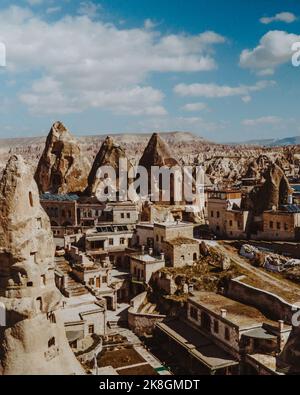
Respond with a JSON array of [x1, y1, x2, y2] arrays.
[[85, 136, 131, 198], [0, 155, 84, 375], [139, 132, 179, 170], [35, 121, 90, 194], [244, 163, 292, 214]]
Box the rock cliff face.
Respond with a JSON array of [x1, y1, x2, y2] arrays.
[[0, 155, 83, 375], [35, 122, 89, 194], [85, 136, 131, 198]]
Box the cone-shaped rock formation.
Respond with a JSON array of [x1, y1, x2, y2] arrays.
[[35, 121, 89, 194], [0, 155, 83, 375], [85, 136, 131, 197]]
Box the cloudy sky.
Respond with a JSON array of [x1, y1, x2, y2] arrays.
[[0, 0, 300, 142]]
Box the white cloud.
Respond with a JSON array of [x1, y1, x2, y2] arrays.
[[46, 6, 61, 14], [78, 1, 102, 19], [144, 19, 156, 30], [174, 80, 274, 100], [240, 30, 300, 74], [182, 102, 208, 112], [0, 5, 225, 116], [260, 12, 297, 24], [242, 116, 282, 127]]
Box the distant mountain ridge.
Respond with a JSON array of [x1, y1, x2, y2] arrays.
[[236, 136, 300, 147]]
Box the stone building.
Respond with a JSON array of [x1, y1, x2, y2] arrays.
[[156, 290, 291, 375], [0, 155, 83, 375], [255, 206, 300, 241], [207, 190, 249, 238], [130, 251, 165, 284], [163, 237, 199, 267]]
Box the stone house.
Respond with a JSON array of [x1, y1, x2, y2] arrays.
[[130, 251, 165, 284], [163, 237, 199, 267]]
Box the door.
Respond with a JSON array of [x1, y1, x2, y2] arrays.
[[96, 277, 101, 288]]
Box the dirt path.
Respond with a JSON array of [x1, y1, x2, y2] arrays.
[[217, 241, 300, 304]]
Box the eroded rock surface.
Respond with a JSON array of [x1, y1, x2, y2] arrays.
[[0, 155, 83, 375], [35, 121, 89, 194]]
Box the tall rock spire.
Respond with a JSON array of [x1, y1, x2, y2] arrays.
[[35, 121, 90, 194], [0, 155, 83, 375], [85, 136, 130, 197], [139, 132, 179, 170]]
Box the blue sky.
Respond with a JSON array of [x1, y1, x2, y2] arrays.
[[0, 0, 300, 142]]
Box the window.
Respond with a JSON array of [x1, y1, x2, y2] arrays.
[[48, 337, 55, 348], [217, 211, 220, 218], [190, 306, 198, 321], [269, 221, 273, 229], [193, 253, 197, 261], [29, 192, 33, 207], [68, 210, 72, 218], [121, 213, 125, 219], [89, 278, 95, 286], [214, 320, 219, 333], [127, 213, 130, 219], [277, 222, 281, 230], [109, 238, 114, 246], [284, 223, 288, 231], [156, 235, 159, 242], [102, 276, 107, 283], [211, 211, 214, 218], [225, 327, 230, 341], [62, 209, 66, 217], [161, 236, 164, 242], [120, 237, 125, 245], [229, 220, 233, 227], [88, 324, 94, 334], [27, 281, 33, 287]]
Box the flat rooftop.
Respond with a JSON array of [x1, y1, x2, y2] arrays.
[[167, 237, 199, 246], [157, 319, 238, 371], [154, 221, 193, 229], [189, 291, 276, 329], [131, 253, 163, 263]]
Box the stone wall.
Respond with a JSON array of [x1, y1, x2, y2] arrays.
[[128, 292, 166, 337], [227, 276, 299, 324]]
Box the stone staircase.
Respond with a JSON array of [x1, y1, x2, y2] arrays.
[[55, 259, 89, 297]]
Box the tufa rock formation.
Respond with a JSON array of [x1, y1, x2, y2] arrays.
[[85, 136, 132, 198], [139, 132, 179, 170], [243, 163, 292, 214], [0, 155, 84, 375], [35, 121, 90, 194]]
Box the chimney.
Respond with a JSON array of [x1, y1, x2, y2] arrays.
[[288, 194, 293, 204], [220, 309, 227, 318], [141, 245, 145, 255], [149, 247, 153, 256], [278, 320, 284, 332], [160, 252, 165, 261]]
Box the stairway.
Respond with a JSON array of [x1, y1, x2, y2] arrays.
[[55, 258, 89, 297]]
